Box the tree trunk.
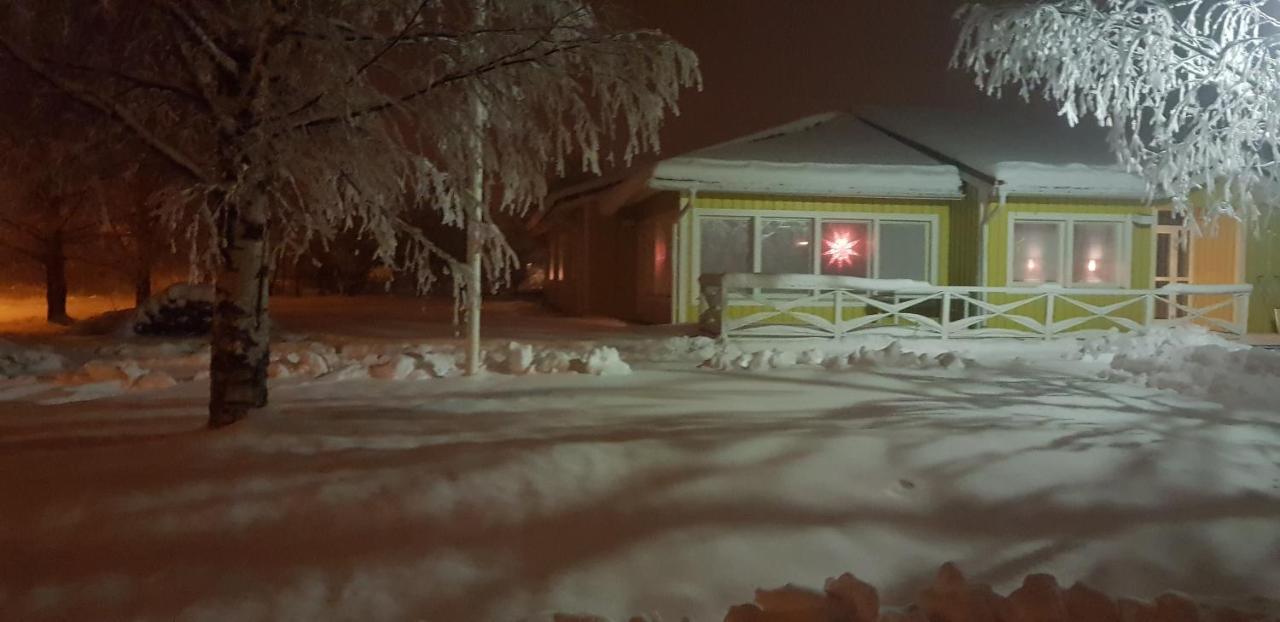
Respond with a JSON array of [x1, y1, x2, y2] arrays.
[[134, 249, 153, 306], [44, 232, 70, 325], [133, 217, 154, 306], [208, 194, 271, 429]]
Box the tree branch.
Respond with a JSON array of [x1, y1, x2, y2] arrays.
[[0, 35, 212, 184], [155, 1, 239, 74], [287, 34, 598, 134], [52, 60, 207, 106]]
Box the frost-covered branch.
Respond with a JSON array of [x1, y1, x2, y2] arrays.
[[954, 0, 1280, 227]]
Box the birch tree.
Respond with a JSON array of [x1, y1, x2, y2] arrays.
[[0, 1, 698, 428], [954, 0, 1280, 228]]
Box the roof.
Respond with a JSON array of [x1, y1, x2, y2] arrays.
[[650, 112, 964, 199], [860, 106, 1150, 200]]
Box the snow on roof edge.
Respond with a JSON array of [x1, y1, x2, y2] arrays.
[[995, 161, 1151, 200], [651, 157, 964, 200]]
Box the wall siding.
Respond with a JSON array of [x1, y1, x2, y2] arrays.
[[1246, 220, 1280, 333]]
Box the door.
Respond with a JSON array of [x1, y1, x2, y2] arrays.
[[1154, 210, 1191, 319]]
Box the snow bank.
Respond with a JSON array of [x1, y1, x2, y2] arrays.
[[701, 339, 967, 373], [274, 340, 632, 381], [557, 563, 1277, 622], [1078, 326, 1280, 404], [0, 339, 64, 378]]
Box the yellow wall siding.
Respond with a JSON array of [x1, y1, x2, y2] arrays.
[[1246, 220, 1280, 333], [982, 199, 1155, 334], [1187, 216, 1241, 324], [949, 185, 983, 287], [681, 193, 959, 323]]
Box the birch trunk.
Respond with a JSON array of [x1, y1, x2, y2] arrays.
[[208, 192, 271, 429], [464, 217, 482, 375]]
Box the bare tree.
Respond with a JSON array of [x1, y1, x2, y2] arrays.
[[0, 1, 698, 427], [954, 0, 1280, 229]]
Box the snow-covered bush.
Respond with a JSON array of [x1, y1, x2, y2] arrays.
[[0, 339, 64, 378], [131, 283, 215, 337]]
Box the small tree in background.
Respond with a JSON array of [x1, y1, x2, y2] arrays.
[[0, 1, 699, 428], [954, 0, 1280, 230]]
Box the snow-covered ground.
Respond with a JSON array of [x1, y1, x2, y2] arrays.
[[1, 298, 1279, 621]]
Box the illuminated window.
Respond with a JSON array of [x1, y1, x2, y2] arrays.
[[820, 221, 870, 277], [695, 212, 936, 285], [1012, 221, 1062, 284], [1071, 221, 1122, 285], [1010, 217, 1128, 286]]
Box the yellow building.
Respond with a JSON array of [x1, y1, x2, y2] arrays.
[[539, 109, 1276, 337]]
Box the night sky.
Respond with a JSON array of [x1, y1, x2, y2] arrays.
[[619, 0, 1011, 158]]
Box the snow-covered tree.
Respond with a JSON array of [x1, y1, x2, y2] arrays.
[[0, 1, 698, 427], [953, 0, 1280, 228]]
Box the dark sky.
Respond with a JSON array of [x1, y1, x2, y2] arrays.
[[615, 0, 1010, 158]]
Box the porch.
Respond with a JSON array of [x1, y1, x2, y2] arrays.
[[699, 273, 1252, 339]]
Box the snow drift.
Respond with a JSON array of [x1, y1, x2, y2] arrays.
[[0, 339, 64, 378], [1078, 326, 1280, 404]]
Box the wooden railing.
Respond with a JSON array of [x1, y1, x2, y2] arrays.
[[699, 273, 1252, 339]]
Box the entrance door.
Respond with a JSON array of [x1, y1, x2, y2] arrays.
[[1154, 210, 1191, 319]]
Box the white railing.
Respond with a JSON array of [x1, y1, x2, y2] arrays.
[[699, 273, 1252, 339]]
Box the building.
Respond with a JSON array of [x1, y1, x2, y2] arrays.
[[538, 108, 1278, 336]]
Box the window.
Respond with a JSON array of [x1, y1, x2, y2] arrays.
[[695, 212, 936, 286], [699, 217, 752, 275], [761, 218, 814, 275], [1012, 221, 1062, 284], [1010, 217, 1129, 286], [1072, 221, 1122, 284], [878, 221, 930, 281], [820, 221, 871, 277]]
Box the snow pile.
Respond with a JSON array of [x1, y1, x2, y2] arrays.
[[1079, 327, 1280, 404], [702, 340, 967, 373], [553, 563, 1277, 622], [276, 340, 631, 381], [633, 335, 719, 363], [488, 342, 632, 376], [720, 563, 1275, 622], [60, 359, 178, 392], [131, 283, 215, 337], [0, 339, 64, 378]]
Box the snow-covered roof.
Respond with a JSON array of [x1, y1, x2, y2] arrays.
[[861, 106, 1151, 200], [651, 113, 964, 199]]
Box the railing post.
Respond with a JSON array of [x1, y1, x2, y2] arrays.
[[1143, 292, 1155, 333], [1044, 292, 1056, 340], [833, 289, 844, 339], [1237, 291, 1250, 336], [719, 282, 729, 339], [940, 291, 951, 340]]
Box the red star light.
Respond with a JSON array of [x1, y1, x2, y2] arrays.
[[824, 232, 861, 267]]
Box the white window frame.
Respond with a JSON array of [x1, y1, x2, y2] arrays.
[[1006, 213, 1132, 288], [693, 208, 940, 292]]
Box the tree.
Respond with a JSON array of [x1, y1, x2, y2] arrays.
[[0, 93, 118, 324], [0, 1, 699, 428], [953, 0, 1280, 229], [0, 148, 101, 324]]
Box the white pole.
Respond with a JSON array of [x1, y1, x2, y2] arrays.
[[464, 1, 488, 376]]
